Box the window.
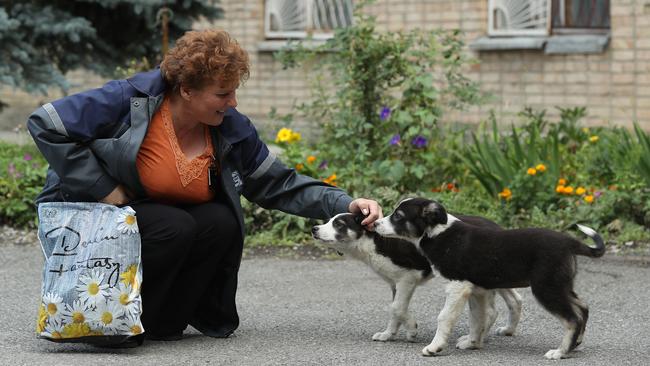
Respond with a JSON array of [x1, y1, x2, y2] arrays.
[[488, 0, 610, 37], [551, 0, 610, 34], [475, 0, 610, 53], [264, 0, 354, 40]]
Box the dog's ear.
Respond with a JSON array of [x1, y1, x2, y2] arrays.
[[353, 214, 365, 226], [423, 201, 447, 226]]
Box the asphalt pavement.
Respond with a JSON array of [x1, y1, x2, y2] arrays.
[[1, 243, 649, 365]]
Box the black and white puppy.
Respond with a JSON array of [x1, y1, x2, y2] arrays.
[[312, 212, 522, 348], [374, 198, 605, 360]]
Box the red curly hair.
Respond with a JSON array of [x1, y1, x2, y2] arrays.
[[161, 29, 250, 90]]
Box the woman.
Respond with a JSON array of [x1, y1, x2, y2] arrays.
[[28, 29, 381, 346]]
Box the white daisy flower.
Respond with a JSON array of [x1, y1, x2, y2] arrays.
[[76, 270, 109, 306], [42, 318, 65, 340], [116, 207, 138, 234], [42, 292, 64, 321], [60, 299, 92, 325], [91, 299, 124, 335], [109, 282, 140, 317], [117, 313, 144, 336]]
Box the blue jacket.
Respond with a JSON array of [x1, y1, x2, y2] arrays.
[[27, 69, 353, 337]]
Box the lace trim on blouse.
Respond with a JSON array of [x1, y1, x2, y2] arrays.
[[160, 98, 214, 188]]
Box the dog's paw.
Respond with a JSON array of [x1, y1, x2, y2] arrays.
[[405, 321, 417, 342], [372, 331, 394, 342], [496, 326, 515, 336], [456, 335, 482, 350], [405, 330, 417, 342], [544, 349, 568, 360], [422, 342, 447, 356]]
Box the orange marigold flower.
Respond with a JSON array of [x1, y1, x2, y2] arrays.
[[323, 174, 337, 186], [498, 188, 512, 200], [556, 185, 565, 193], [558, 178, 567, 185], [446, 183, 455, 190], [584, 195, 594, 203], [527, 168, 537, 176], [576, 187, 586, 195], [535, 164, 546, 172], [295, 163, 304, 171], [307, 155, 317, 164], [564, 186, 574, 195]]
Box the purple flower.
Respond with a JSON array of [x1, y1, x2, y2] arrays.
[[594, 191, 602, 198], [318, 160, 328, 170], [411, 135, 428, 148], [8, 163, 18, 178], [389, 134, 401, 146], [379, 106, 391, 121], [23, 153, 32, 161]]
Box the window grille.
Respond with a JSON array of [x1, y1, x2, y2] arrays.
[[265, 0, 354, 39], [488, 0, 551, 37]]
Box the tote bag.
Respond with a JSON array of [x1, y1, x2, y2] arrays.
[[35, 202, 144, 344]]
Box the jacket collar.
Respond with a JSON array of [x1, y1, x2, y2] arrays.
[[128, 69, 253, 145], [126, 68, 167, 97]]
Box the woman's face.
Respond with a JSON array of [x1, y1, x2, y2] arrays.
[[184, 80, 239, 126]]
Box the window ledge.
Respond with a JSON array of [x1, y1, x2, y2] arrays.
[[469, 33, 610, 54], [544, 34, 610, 54], [257, 39, 329, 52]]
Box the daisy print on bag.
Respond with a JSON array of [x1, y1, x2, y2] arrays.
[[91, 299, 124, 335], [42, 292, 64, 322], [42, 318, 65, 340], [60, 299, 92, 325], [76, 269, 109, 306], [119, 313, 144, 336], [109, 282, 140, 317], [116, 207, 138, 234]]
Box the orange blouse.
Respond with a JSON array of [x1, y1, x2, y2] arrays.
[[136, 97, 216, 204]]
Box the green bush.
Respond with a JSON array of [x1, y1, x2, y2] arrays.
[[0, 141, 47, 227], [275, 0, 483, 195]]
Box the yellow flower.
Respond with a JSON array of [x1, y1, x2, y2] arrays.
[[275, 128, 293, 143], [62, 323, 92, 338], [558, 178, 567, 186], [535, 164, 546, 172], [527, 168, 537, 176], [289, 131, 301, 142], [295, 163, 304, 171], [556, 185, 565, 193], [564, 186, 574, 195], [582, 127, 590, 133], [120, 264, 138, 287], [589, 135, 599, 143], [576, 187, 586, 195], [36, 304, 48, 333], [307, 155, 317, 164], [498, 188, 512, 200], [584, 195, 594, 203]]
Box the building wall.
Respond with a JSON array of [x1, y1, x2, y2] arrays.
[[1, 0, 648, 132], [203, 0, 650, 129]]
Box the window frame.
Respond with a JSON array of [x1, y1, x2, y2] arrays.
[[264, 0, 354, 40]]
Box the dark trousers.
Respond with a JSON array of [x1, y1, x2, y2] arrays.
[[131, 201, 242, 337]]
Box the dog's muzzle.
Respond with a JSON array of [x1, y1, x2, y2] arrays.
[[311, 226, 320, 238]]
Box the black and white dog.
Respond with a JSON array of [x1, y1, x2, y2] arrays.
[[374, 198, 606, 359], [312, 212, 522, 348]]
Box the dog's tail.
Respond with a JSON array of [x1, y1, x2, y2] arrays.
[[574, 224, 606, 258]]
